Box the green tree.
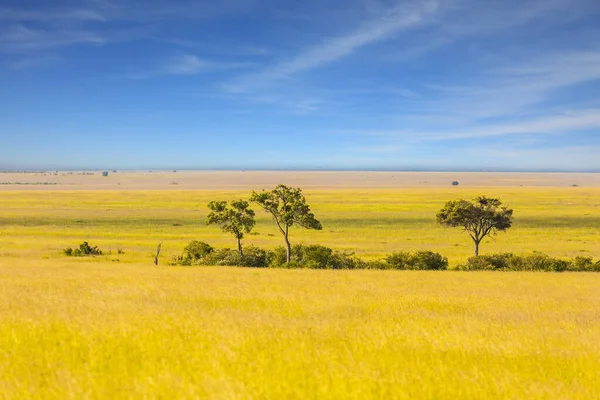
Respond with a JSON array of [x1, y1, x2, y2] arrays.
[[436, 196, 513, 256], [206, 200, 255, 256], [250, 184, 322, 263]]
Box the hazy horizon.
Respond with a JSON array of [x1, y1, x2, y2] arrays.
[[2, 166, 600, 173]]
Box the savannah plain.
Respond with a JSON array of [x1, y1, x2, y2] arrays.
[[1, 171, 600, 399]]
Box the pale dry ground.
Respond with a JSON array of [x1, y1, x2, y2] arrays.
[[1, 170, 599, 190], [1, 261, 599, 400]]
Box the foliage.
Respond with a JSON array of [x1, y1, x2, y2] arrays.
[[184, 241, 214, 260], [568, 256, 600, 272], [437, 196, 514, 256], [206, 200, 255, 255], [269, 244, 363, 269], [459, 253, 600, 272], [384, 251, 448, 270], [63, 241, 102, 257], [172, 241, 214, 265], [250, 185, 322, 263], [173, 242, 271, 267], [239, 246, 272, 268]]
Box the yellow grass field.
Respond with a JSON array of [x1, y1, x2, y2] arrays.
[[1, 263, 599, 399], [1, 185, 599, 264], [1, 172, 600, 398]]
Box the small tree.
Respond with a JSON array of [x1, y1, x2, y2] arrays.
[[436, 196, 513, 256], [250, 184, 322, 263], [206, 200, 255, 256]]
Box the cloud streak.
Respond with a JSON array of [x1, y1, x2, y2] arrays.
[[0, 24, 106, 52], [225, 0, 439, 92]]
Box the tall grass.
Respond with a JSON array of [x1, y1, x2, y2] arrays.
[[1, 260, 599, 399]]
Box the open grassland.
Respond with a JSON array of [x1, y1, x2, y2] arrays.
[[1, 262, 599, 399], [1, 187, 599, 265], [1, 177, 600, 398]]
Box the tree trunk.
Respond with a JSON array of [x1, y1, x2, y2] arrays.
[[474, 240, 480, 257], [284, 232, 291, 264], [237, 237, 243, 257]]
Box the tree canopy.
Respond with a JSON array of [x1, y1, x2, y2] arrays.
[[206, 200, 255, 256], [436, 196, 513, 256], [250, 184, 322, 263]]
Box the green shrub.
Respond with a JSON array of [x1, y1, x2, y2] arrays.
[[461, 253, 513, 270], [302, 244, 334, 269], [240, 246, 272, 268], [63, 241, 102, 257], [411, 251, 448, 270], [384, 251, 448, 270], [363, 260, 392, 270], [568, 256, 600, 272], [184, 241, 213, 261], [385, 252, 412, 269], [214, 250, 243, 266], [518, 253, 568, 272], [267, 244, 363, 269], [460, 252, 598, 272]]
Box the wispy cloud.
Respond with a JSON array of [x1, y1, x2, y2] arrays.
[[166, 54, 211, 75], [224, 0, 439, 92], [0, 24, 106, 52], [118, 54, 255, 79], [425, 109, 600, 140], [7, 55, 61, 70], [0, 7, 107, 23]]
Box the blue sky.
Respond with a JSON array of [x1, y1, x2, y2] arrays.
[[1, 0, 600, 170]]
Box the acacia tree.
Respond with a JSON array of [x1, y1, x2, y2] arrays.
[[206, 200, 255, 256], [250, 184, 322, 263], [436, 196, 513, 256]]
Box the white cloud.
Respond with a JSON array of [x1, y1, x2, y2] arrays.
[[166, 54, 211, 75], [424, 109, 600, 140], [8, 56, 60, 70], [0, 24, 106, 52], [343, 108, 600, 142], [224, 0, 439, 92], [0, 8, 107, 23]]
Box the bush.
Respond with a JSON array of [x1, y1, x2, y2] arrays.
[[173, 243, 273, 267], [212, 249, 242, 266], [268, 244, 364, 269], [384, 251, 448, 270], [411, 251, 449, 270], [385, 252, 412, 269], [521, 253, 568, 272], [363, 260, 392, 270], [184, 241, 213, 261], [63, 241, 102, 257], [459, 253, 600, 272], [240, 246, 272, 268], [568, 256, 600, 272], [460, 253, 513, 270]]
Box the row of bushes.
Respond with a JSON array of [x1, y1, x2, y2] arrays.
[[458, 253, 600, 272], [173, 241, 449, 270], [62, 240, 600, 272], [173, 241, 600, 272]]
